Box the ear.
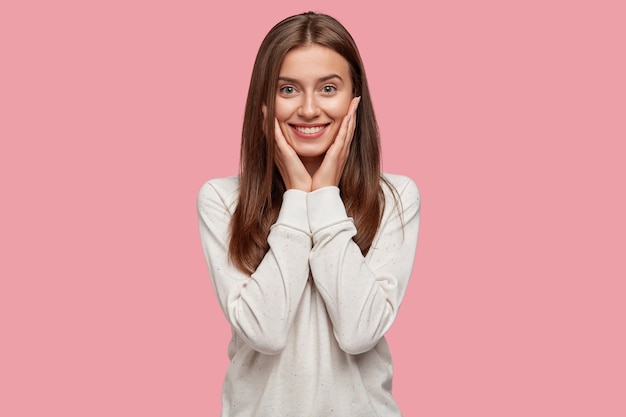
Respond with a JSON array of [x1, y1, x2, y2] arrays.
[[262, 104, 267, 120]]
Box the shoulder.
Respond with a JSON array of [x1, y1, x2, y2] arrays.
[[381, 172, 420, 204], [197, 175, 240, 210]]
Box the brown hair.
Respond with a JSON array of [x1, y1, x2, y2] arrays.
[[230, 11, 391, 274]]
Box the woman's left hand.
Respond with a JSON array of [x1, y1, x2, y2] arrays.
[[311, 96, 361, 191]]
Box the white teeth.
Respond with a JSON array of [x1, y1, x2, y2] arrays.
[[295, 125, 325, 134]]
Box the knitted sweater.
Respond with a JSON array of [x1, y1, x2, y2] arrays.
[[197, 173, 420, 417]]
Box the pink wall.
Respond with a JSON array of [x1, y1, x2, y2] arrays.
[[2, 0, 624, 415]]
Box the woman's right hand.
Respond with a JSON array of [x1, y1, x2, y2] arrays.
[[273, 118, 312, 191]]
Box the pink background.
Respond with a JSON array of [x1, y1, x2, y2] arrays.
[[2, 0, 624, 415]]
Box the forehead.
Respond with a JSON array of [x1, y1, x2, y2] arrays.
[[279, 44, 351, 79]]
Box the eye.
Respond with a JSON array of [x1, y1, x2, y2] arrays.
[[322, 85, 337, 94], [279, 85, 296, 95]]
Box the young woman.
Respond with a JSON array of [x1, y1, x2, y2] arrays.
[[197, 11, 420, 416]]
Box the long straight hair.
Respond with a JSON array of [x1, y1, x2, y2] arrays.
[[230, 12, 389, 274]]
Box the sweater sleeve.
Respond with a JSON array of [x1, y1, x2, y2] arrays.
[[197, 180, 312, 355], [306, 176, 420, 355]]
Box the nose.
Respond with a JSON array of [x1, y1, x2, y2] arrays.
[[297, 94, 320, 119]]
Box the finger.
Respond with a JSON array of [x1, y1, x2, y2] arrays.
[[332, 96, 359, 157], [346, 96, 360, 145], [335, 113, 351, 149], [273, 119, 289, 166], [274, 118, 294, 155], [274, 118, 285, 144]]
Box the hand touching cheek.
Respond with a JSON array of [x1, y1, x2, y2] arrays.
[[274, 45, 354, 177], [311, 96, 361, 190]]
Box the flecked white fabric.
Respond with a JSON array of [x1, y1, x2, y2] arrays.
[[197, 173, 420, 417]]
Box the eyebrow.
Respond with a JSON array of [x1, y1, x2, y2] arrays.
[[278, 74, 344, 84]]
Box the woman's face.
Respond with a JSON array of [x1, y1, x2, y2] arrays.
[[275, 44, 354, 173]]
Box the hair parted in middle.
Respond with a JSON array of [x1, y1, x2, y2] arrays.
[[230, 11, 393, 274]]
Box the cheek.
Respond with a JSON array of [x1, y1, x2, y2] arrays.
[[327, 97, 352, 119], [274, 99, 295, 122]]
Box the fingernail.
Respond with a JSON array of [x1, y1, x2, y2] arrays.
[[355, 96, 361, 111]]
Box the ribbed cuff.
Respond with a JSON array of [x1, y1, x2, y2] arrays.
[[274, 189, 310, 233], [306, 186, 348, 232]]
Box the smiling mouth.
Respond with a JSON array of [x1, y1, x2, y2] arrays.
[[291, 124, 328, 134]]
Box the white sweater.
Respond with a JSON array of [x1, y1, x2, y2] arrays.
[[197, 173, 420, 417]]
